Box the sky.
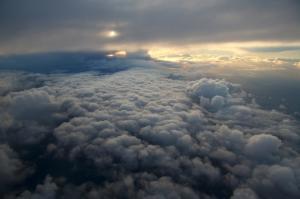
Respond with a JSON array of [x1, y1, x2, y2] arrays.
[[0, 0, 300, 54], [1, 0, 300, 70], [1, 1, 300, 199]]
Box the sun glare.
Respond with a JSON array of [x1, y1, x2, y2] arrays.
[[106, 30, 119, 38], [106, 50, 127, 58], [98, 30, 120, 38]]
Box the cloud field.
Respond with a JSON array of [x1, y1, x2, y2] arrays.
[[1, 63, 300, 199]]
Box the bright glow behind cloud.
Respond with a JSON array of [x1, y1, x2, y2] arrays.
[[148, 42, 300, 70], [99, 30, 120, 38]]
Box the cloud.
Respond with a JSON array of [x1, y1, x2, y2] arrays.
[[249, 165, 300, 198], [294, 62, 300, 69], [231, 187, 258, 199], [186, 78, 243, 111], [0, 144, 27, 192], [187, 78, 230, 99], [0, 0, 300, 53], [1, 88, 66, 145], [245, 134, 282, 161], [0, 72, 46, 96], [0, 51, 153, 73], [1, 68, 300, 198], [17, 176, 58, 199], [244, 46, 300, 53], [136, 176, 199, 199]]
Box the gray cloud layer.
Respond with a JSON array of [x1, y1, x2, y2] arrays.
[[1, 64, 300, 198], [0, 0, 300, 53]]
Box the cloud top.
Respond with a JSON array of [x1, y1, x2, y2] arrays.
[[1, 67, 300, 198]]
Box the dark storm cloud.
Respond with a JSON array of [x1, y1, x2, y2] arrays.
[[0, 0, 300, 53]]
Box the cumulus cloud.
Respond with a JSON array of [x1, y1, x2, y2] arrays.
[[0, 144, 27, 193], [17, 176, 58, 199], [187, 78, 230, 99], [245, 134, 282, 161], [249, 165, 300, 198], [231, 187, 258, 199], [0, 67, 300, 198], [1, 88, 66, 145], [186, 78, 244, 112]]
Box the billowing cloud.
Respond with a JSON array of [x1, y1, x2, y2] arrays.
[[1, 65, 300, 198], [231, 187, 258, 199], [17, 176, 58, 199], [0, 144, 27, 192], [245, 134, 281, 161]]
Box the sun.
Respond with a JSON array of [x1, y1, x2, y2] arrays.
[[98, 30, 120, 38], [106, 30, 119, 38]]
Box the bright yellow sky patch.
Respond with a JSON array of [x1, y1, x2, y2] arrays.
[[146, 41, 300, 70]]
